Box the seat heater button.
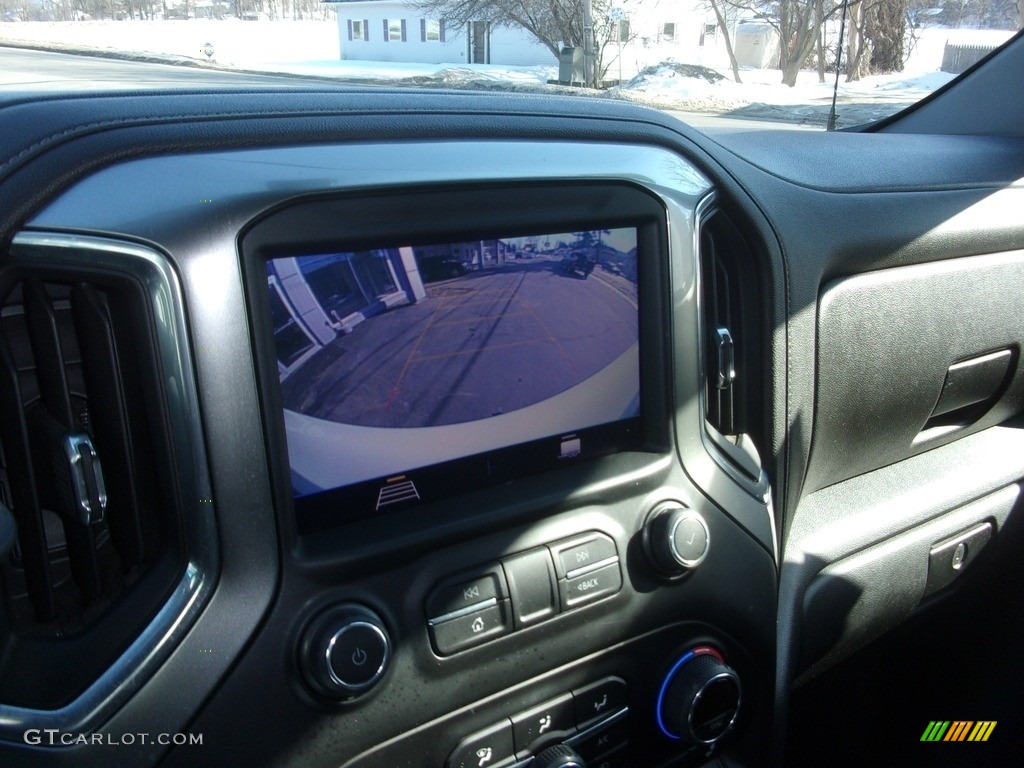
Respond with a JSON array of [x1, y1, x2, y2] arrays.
[[429, 601, 511, 655], [559, 562, 622, 609]]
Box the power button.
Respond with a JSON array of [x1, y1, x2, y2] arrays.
[[300, 605, 391, 700], [327, 622, 389, 689]]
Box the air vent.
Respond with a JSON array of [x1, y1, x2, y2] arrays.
[[699, 207, 764, 481], [0, 234, 214, 726]]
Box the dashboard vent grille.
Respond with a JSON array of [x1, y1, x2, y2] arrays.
[[699, 207, 762, 450], [702, 212, 740, 436], [0, 266, 185, 709], [702, 227, 737, 435]]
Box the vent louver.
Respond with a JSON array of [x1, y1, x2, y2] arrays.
[[699, 207, 765, 482], [0, 237, 208, 720]]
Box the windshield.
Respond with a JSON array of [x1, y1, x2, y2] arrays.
[[0, 2, 1019, 131]]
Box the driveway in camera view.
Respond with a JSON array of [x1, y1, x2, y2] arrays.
[[280, 258, 638, 429]]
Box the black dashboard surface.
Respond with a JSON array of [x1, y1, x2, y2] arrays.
[[1, 65, 1023, 768]]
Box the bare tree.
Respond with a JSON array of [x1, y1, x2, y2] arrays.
[[778, 0, 828, 84], [414, 0, 583, 59], [414, 0, 635, 79], [868, 0, 908, 72], [846, 0, 869, 80], [847, 0, 909, 81], [722, 0, 847, 86], [707, 0, 743, 82], [816, 0, 827, 82]]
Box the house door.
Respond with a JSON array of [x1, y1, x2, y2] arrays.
[[471, 21, 488, 64]]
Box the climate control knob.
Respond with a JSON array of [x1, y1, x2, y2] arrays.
[[656, 646, 740, 746], [299, 604, 391, 700], [532, 744, 586, 768], [643, 505, 710, 576]]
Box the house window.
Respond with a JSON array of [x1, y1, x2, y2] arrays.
[[661, 22, 676, 43], [385, 19, 406, 42], [347, 19, 369, 41], [423, 19, 444, 42], [700, 23, 716, 46]]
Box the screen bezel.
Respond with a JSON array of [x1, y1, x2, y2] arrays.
[[243, 181, 673, 540]]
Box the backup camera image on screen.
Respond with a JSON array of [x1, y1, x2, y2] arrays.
[[267, 227, 640, 525]]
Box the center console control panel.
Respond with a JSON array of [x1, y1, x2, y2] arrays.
[[281, 498, 776, 768], [438, 634, 748, 768], [426, 533, 623, 655], [448, 677, 628, 768], [280, 494, 776, 768]]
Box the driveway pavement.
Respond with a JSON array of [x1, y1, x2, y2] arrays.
[[280, 258, 638, 429]]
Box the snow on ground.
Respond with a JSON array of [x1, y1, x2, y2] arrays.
[[0, 20, 1016, 123], [0, 19, 559, 84], [0, 19, 341, 67], [611, 63, 748, 112], [607, 27, 1014, 124]]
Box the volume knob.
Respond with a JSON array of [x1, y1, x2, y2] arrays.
[[299, 604, 391, 700]]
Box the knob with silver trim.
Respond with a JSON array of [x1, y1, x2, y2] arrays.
[[643, 505, 710, 576], [299, 604, 391, 700], [656, 646, 740, 746], [531, 744, 586, 768]]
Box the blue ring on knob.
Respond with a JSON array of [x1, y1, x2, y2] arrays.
[[655, 650, 697, 739]]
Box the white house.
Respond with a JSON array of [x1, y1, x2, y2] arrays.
[[324, 0, 734, 78], [325, 1, 555, 66]]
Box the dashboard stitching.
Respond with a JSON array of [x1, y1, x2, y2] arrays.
[[0, 91, 714, 182]]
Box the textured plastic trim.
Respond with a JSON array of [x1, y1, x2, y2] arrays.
[[0, 232, 218, 742]]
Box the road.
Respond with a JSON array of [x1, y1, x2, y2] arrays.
[[668, 110, 823, 132], [1, 47, 817, 131], [0, 46, 327, 89]]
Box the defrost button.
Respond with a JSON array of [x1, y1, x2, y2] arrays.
[[448, 720, 516, 768]]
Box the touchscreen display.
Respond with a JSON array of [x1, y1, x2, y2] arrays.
[[267, 227, 641, 532]]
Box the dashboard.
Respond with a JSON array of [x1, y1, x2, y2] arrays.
[[1, 33, 1023, 768]]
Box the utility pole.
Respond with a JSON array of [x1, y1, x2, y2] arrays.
[[827, 0, 850, 131], [583, 0, 596, 88]]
